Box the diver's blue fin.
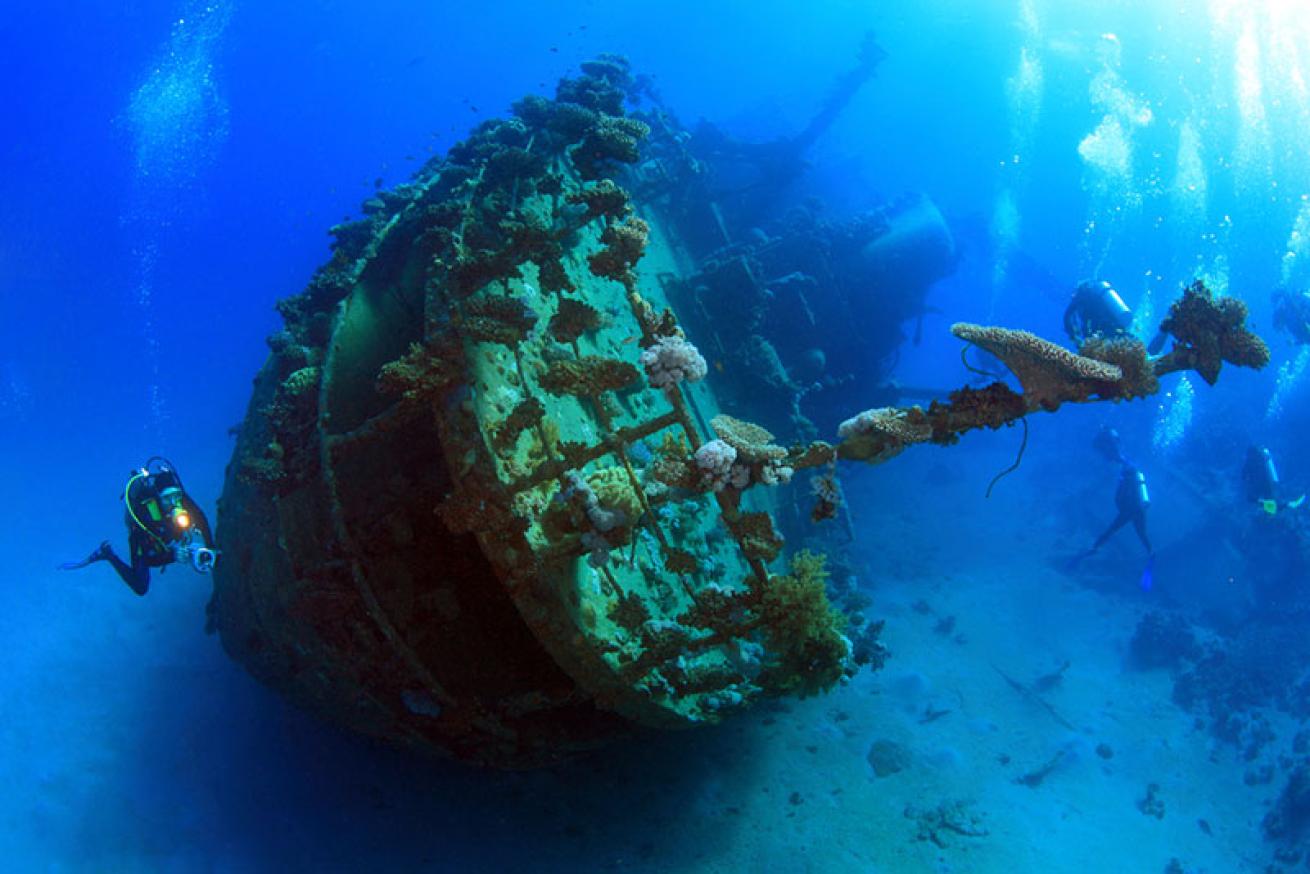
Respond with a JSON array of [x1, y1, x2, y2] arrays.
[[1139, 555, 1155, 592]]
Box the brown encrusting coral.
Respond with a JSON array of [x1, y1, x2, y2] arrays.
[[588, 216, 649, 289], [492, 397, 546, 451], [1154, 279, 1271, 384], [461, 294, 539, 346], [377, 335, 466, 407], [548, 298, 603, 345], [1079, 334, 1159, 399], [537, 356, 640, 396], [566, 179, 631, 223]]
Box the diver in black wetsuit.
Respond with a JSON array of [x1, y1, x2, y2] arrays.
[[1064, 279, 1168, 354], [60, 457, 217, 595], [1242, 444, 1306, 515], [1077, 427, 1154, 561], [1244, 445, 1281, 507]]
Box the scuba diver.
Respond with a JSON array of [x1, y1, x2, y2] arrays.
[[1273, 287, 1310, 346], [60, 457, 218, 596], [1242, 444, 1306, 516], [1064, 279, 1168, 354], [1069, 427, 1155, 588]]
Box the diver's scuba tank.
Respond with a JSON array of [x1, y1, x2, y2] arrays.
[[1246, 445, 1282, 514], [1258, 447, 1280, 492], [1122, 465, 1150, 511], [1132, 468, 1150, 510], [1079, 279, 1133, 333]]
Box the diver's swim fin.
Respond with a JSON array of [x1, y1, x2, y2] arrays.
[[1139, 555, 1155, 592], [58, 541, 111, 571], [1061, 548, 1093, 573]]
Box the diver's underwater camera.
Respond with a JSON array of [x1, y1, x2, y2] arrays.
[[172, 534, 219, 574]]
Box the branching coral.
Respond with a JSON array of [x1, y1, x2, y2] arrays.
[[1155, 280, 1271, 384], [923, 384, 1027, 443], [537, 356, 639, 396], [609, 589, 651, 633], [245, 365, 323, 492], [640, 335, 708, 391], [809, 472, 842, 523], [952, 322, 1122, 411], [557, 55, 633, 115]]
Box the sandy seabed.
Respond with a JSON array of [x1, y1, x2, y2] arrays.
[[5, 451, 1274, 873]]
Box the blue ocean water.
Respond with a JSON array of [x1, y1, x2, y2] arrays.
[[7, 0, 1310, 870]]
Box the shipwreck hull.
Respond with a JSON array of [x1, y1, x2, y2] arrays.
[[210, 58, 863, 767]]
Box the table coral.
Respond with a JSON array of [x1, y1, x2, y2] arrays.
[[707, 414, 793, 488], [952, 322, 1123, 410]]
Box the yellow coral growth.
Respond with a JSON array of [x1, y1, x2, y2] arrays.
[[757, 551, 848, 698], [587, 466, 644, 522]]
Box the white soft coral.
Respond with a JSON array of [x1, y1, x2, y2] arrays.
[[640, 335, 708, 390]]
